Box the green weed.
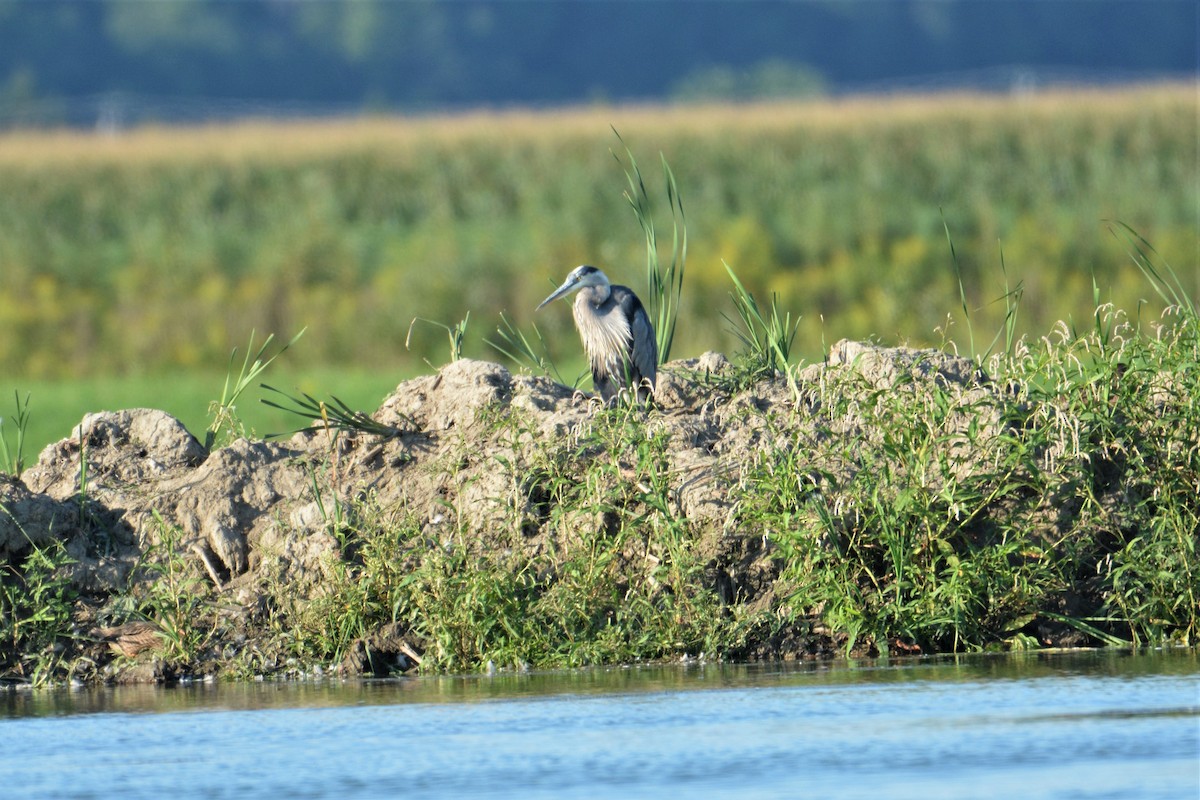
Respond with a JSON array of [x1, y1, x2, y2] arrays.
[[126, 511, 220, 668], [1105, 219, 1196, 317], [406, 313, 470, 366], [486, 312, 574, 387], [1019, 305, 1199, 646], [613, 132, 687, 363], [207, 328, 306, 449], [745, 363, 1053, 654], [723, 261, 800, 385], [75, 426, 89, 526], [260, 384, 410, 439], [0, 533, 78, 686], [0, 390, 31, 477]]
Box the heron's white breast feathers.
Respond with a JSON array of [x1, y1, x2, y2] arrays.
[[573, 292, 632, 380]]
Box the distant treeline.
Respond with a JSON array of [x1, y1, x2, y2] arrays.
[[0, 0, 1195, 126], [0, 86, 1195, 379]]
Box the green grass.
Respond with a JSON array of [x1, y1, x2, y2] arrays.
[[0, 366, 408, 461], [723, 261, 800, 387], [0, 538, 78, 685], [615, 135, 687, 363], [739, 300, 1199, 655]]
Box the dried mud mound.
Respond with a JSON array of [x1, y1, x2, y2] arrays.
[[3, 341, 1026, 678]]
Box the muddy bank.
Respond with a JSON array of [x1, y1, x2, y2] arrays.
[[1, 339, 1190, 682]]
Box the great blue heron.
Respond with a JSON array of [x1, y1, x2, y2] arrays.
[[536, 265, 657, 403]]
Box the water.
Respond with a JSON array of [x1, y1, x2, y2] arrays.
[[1, 649, 1197, 799]]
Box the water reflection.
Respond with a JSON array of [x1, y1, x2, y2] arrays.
[[3, 646, 1196, 718]]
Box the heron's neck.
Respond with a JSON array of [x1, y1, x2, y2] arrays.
[[579, 283, 611, 306]]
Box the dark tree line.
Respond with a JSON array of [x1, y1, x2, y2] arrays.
[[0, 0, 1195, 125]]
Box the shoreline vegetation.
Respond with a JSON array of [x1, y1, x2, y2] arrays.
[[1, 85, 1197, 685], [0, 299, 1196, 686]]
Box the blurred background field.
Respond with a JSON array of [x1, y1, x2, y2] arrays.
[[0, 83, 1197, 456]]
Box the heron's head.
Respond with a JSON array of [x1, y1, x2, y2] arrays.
[[536, 265, 611, 310]]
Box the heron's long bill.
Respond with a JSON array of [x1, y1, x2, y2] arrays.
[[536, 276, 580, 310]]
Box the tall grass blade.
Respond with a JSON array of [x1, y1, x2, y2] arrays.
[[260, 385, 412, 439], [0, 391, 31, 477], [206, 327, 306, 449], [1105, 219, 1196, 317], [485, 313, 571, 386], [722, 262, 799, 379], [1038, 612, 1131, 647], [406, 313, 469, 365], [942, 212, 975, 357], [981, 243, 1024, 362], [612, 130, 686, 363]]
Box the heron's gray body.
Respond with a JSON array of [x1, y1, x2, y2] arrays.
[[537, 265, 657, 403]]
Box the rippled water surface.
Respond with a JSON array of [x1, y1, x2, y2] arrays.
[[2, 649, 1197, 799]]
